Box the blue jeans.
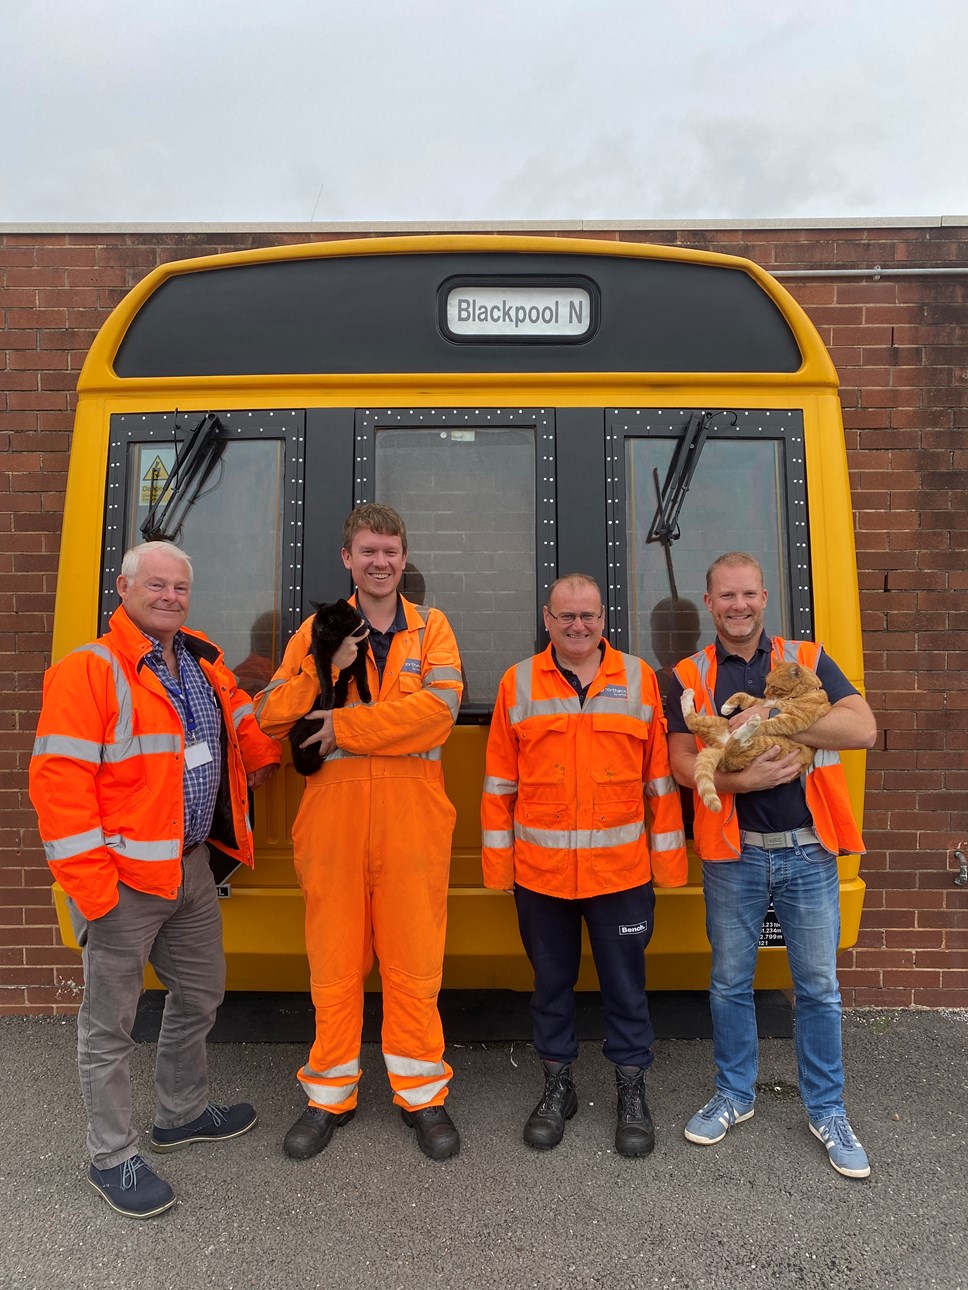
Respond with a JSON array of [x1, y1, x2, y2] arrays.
[[702, 841, 845, 1121]]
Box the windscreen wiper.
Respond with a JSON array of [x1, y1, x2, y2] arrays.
[[647, 408, 737, 548], [140, 413, 226, 543]]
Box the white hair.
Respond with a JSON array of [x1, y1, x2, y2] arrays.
[[121, 541, 194, 583]]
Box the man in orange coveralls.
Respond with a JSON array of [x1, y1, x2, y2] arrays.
[[29, 541, 280, 1219], [255, 503, 464, 1162], [482, 573, 687, 1157]]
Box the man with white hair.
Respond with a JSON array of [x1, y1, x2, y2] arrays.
[[30, 541, 280, 1218]]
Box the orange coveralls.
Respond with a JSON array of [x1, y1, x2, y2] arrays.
[[255, 596, 462, 1113]]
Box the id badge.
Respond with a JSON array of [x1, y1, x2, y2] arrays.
[[185, 740, 213, 769]]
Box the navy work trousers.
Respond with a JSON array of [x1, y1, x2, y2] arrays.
[[514, 882, 656, 1069]]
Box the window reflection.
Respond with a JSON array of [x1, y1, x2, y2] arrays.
[[125, 439, 285, 688], [374, 426, 536, 712]]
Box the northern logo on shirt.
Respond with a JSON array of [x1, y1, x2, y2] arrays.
[[601, 684, 628, 699], [619, 921, 647, 936], [400, 658, 421, 674]]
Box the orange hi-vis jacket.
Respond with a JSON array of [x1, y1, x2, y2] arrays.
[[482, 642, 687, 899], [673, 637, 866, 861], [255, 595, 463, 779], [29, 606, 281, 921]]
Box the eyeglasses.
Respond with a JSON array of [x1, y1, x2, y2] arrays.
[[545, 608, 604, 626], [350, 622, 369, 639]]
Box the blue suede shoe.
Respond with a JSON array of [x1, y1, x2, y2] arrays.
[[149, 1101, 257, 1152], [684, 1092, 754, 1145], [809, 1114, 871, 1178], [88, 1154, 175, 1219]]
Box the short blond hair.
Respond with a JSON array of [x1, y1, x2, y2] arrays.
[[342, 503, 407, 553], [705, 552, 764, 592]]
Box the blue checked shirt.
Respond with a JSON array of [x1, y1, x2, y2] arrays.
[[144, 632, 222, 849]]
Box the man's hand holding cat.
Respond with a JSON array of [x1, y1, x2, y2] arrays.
[[726, 703, 773, 732], [729, 745, 803, 792], [299, 709, 337, 757]]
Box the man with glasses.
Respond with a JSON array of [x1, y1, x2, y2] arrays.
[[256, 504, 464, 1163], [482, 573, 687, 1156]]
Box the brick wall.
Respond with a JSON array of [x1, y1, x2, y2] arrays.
[[2, 222, 966, 1012]]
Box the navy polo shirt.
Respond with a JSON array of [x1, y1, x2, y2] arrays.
[[362, 595, 407, 681], [665, 632, 858, 833], [553, 643, 605, 706]]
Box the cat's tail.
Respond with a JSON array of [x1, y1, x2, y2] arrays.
[[693, 746, 724, 812]]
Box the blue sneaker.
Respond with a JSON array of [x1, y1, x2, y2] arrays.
[[88, 1154, 175, 1219], [149, 1101, 257, 1152], [809, 1114, 871, 1178], [684, 1092, 754, 1145]]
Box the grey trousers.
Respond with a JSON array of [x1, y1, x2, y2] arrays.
[[68, 844, 226, 1168]]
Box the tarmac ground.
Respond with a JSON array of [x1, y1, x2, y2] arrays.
[[1, 1005, 966, 1290]]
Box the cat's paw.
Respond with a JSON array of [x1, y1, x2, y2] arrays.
[[681, 688, 696, 718], [732, 714, 762, 745]]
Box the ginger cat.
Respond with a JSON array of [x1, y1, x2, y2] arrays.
[[681, 660, 831, 813]]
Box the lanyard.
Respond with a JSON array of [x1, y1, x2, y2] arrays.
[[155, 657, 201, 742]]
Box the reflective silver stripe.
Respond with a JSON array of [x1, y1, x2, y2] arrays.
[[778, 638, 803, 664], [303, 1058, 361, 1080], [32, 735, 102, 762], [298, 1059, 361, 1105], [483, 776, 518, 796], [808, 748, 842, 769], [233, 702, 253, 727], [693, 650, 712, 688], [515, 821, 644, 850], [104, 833, 180, 861], [430, 686, 461, 720], [33, 732, 182, 762], [394, 1078, 450, 1107], [583, 695, 654, 722], [645, 775, 678, 798], [42, 828, 106, 862], [509, 695, 577, 723], [483, 828, 514, 848], [652, 829, 686, 852], [254, 677, 287, 718], [324, 746, 443, 764], [76, 643, 135, 743], [424, 667, 463, 685], [384, 1054, 448, 1078]]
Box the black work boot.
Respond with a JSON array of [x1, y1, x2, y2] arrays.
[[401, 1104, 460, 1160], [523, 1061, 578, 1150], [283, 1106, 355, 1160], [615, 1064, 655, 1157]]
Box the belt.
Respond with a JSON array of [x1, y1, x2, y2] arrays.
[[740, 828, 820, 851]]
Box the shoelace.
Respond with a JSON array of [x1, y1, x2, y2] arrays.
[[703, 1093, 736, 1123], [204, 1102, 230, 1127], [823, 1115, 859, 1147], [616, 1072, 646, 1121], [539, 1070, 574, 1114], [119, 1154, 148, 1191]]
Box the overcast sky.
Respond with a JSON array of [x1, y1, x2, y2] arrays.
[[4, 0, 967, 223]]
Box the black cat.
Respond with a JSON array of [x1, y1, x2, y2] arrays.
[[289, 600, 371, 776]]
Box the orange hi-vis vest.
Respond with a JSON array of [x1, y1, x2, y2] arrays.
[[482, 641, 687, 899], [29, 606, 281, 921], [673, 637, 865, 861]]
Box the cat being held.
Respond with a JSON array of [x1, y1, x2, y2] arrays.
[[289, 599, 371, 776], [681, 660, 831, 813]]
